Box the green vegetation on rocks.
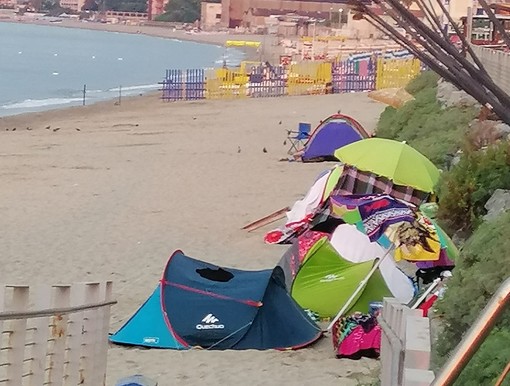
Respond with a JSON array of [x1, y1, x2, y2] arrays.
[[433, 212, 510, 385], [376, 70, 510, 385], [376, 71, 477, 168], [436, 142, 510, 236]]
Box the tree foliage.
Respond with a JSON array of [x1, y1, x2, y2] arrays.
[[105, 0, 147, 13], [436, 142, 510, 236], [156, 0, 200, 22], [433, 212, 510, 385]]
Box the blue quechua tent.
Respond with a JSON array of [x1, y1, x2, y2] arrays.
[[109, 250, 322, 350], [301, 114, 369, 162]]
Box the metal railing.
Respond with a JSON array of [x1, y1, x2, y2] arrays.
[[432, 277, 510, 385]]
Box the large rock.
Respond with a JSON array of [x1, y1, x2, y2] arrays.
[[494, 122, 510, 140], [484, 189, 510, 221], [436, 78, 479, 109]]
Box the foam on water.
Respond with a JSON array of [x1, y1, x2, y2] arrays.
[[1, 97, 85, 110]]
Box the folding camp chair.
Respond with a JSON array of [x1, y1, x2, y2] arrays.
[[286, 122, 311, 155]]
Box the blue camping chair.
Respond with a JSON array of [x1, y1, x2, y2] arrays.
[[287, 122, 311, 155]]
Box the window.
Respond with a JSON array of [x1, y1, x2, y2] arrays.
[[472, 19, 490, 29], [216, 13, 221, 19]]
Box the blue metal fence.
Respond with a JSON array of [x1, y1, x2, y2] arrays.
[[161, 69, 205, 101], [332, 59, 376, 93], [161, 53, 416, 101]]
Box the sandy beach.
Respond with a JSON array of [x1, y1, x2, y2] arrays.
[[0, 92, 385, 384]]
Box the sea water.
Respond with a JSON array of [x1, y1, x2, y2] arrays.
[[0, 22, 244, 116]]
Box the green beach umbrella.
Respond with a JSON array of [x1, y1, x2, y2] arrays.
[[334, 138, 440, 193]]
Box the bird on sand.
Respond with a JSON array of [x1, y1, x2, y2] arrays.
[[12, 127, 16, 131], [26, 127, 32, 131], [237, 146, 241, 153], [279, 120, 282, 125], [75, 128, 81, 131], [53, 127, 60, 132], [45, 125, 50, 130], [263, 147, 268, 153]]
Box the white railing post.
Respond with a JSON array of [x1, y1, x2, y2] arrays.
[[5, 285, 29, 386], [0, 282, 115, 386], [48, 285, 71, 386], [379, 298, 435, 386], [29, 285, 52, 386], [65, 283, 86, 386], [0, 286, 5, 384], [80, 283, 100, 386], [94, 282, 113, 386]]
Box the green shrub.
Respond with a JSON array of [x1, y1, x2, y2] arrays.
[[434, 212, 510, 385], [405, 70, 440, 95], [376, 72, 476, 167], [436, 142, 510, 235]]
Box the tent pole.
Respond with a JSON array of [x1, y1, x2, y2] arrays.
[[327, 246, 395, 331], [411, 277, 441, 309]]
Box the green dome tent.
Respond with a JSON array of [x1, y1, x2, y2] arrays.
[[278, 236, 415, 318]]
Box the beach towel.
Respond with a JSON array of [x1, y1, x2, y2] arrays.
[[332, 165, 431, 207], [264, 167, 337, 244]]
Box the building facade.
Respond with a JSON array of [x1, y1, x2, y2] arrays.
[[201, 2, 222, 29], [59, 0, 86, 12]]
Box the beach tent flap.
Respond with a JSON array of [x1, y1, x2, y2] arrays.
[[278, 237, 410, 318], [109, 286, 185, 349], [301, 114, 369, 162]]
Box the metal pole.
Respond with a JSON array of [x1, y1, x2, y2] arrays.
[[495, 361, 510, 386], [311, 22, 316, 60], [466, 6, 473, 45], [82, 84, 86, 106], [432, 277, 510, 386], [327, 245, 395, 331], [118, 85, 122, 105]]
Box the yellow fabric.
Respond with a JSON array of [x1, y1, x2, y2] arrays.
[[322, 165, 344, 202], [386, 213, 441, 261]]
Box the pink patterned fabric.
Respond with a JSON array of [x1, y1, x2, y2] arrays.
[[336, 324, 381, 358], [297, 231, 329, 263]]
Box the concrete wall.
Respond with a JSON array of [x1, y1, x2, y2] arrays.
[[471, 45, 510, 95]]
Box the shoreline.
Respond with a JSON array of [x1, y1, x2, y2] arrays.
[[0, 15, 283, 117]]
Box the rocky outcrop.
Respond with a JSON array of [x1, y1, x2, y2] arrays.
[[467, 119, 510, 149], [436, 78, 479, 109], [484, 189, 510, 221]]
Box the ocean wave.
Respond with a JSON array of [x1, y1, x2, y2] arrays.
[[107, 84, 160, 92], [1, 97, 84, 110]]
